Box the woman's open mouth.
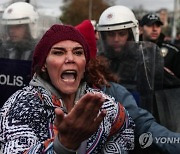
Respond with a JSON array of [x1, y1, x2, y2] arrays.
[[61, 70, 77, 82]]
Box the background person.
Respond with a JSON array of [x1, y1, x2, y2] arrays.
[[0, 2, 60, 107], [139, 13, 180, 79], [0, 24, 135, 153], [174, 32, 180, 49], [76, 18, 180, 154], [0, 2, 39, 60], [96, 5, 161, 108], [139, 13, 180, 134], [96, 5, 180, 115]]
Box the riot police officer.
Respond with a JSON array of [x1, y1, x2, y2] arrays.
[[97, 5, 140, 88], [96, 5, 180, 154], [139, 13, 180, 79], [0, 2, 42, 106], [0, 2, 62, 107], [0, 2, 39, 60]]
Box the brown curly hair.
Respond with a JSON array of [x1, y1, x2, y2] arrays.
[[86, 55, 120, 88]]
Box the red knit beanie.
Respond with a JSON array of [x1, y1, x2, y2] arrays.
[[32, 24, 90, 75], [75, 20, 97, 59]]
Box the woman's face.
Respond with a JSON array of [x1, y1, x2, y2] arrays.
[[45, 40, 86, 95]]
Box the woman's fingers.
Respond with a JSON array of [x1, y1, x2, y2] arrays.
[[93, 109, 107, 129], [54, 108, 65, 128], [54, 93, 107, 148], [72, 93, 105, 119], [55, 93, 106, 128], [68, 93, 107, 133]]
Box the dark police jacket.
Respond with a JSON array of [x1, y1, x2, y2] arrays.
[[140, 33, 180, 79]]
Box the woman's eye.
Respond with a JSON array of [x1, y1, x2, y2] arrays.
[[52, 50, 64, 55], [74, 50, 84, 56]]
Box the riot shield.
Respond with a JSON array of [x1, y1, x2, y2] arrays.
[[155, 87, 180, 132], [154, 69, 180, 132], [98, 41, 164, 117], [98, 39, 180, 132]]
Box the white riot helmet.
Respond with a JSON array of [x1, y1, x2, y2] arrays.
[[97, 5, 139, 42], [1, 2, 39, 39]]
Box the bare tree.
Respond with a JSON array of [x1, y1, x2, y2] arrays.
[[60, 0, 111, 25]]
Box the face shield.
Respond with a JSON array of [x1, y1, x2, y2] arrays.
[[0, 13, 62, 61], [0, 2, 63, 61], [98, 39, 164, 114], [97, 28, 136, 58], [1, 2, 43, 40], [97, 5, 139, 57]]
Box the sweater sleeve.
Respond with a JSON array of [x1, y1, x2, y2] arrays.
[[101, 92, 135, 153], [0, 90, 56, 153]]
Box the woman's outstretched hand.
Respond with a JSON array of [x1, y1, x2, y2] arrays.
[[54, 93, 107, 150]]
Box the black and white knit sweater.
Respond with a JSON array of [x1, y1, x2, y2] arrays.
[[0, 75, 135, 153]]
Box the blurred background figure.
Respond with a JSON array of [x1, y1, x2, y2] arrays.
[[96, 5, 180, 154], [0, 0, 12, 48], [0, 2, 39, 60], [139, 12, 180, 137], [97, 6, 165, 126], [0, 1, 62, 107], [97, 4, 180, 146], [174, 31, 180, 49], [96, 5, 145, 102], [139, 13, 180, 79]]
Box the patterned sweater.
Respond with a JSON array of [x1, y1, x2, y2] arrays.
[[0, 75, 135, 153]]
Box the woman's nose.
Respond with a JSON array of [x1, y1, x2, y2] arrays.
[[65, 52, 74, 63]]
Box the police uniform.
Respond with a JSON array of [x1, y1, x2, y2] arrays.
[[1, 39, 36, 60], [140, 13, 180, 79], [157, 34, 180, 79]]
